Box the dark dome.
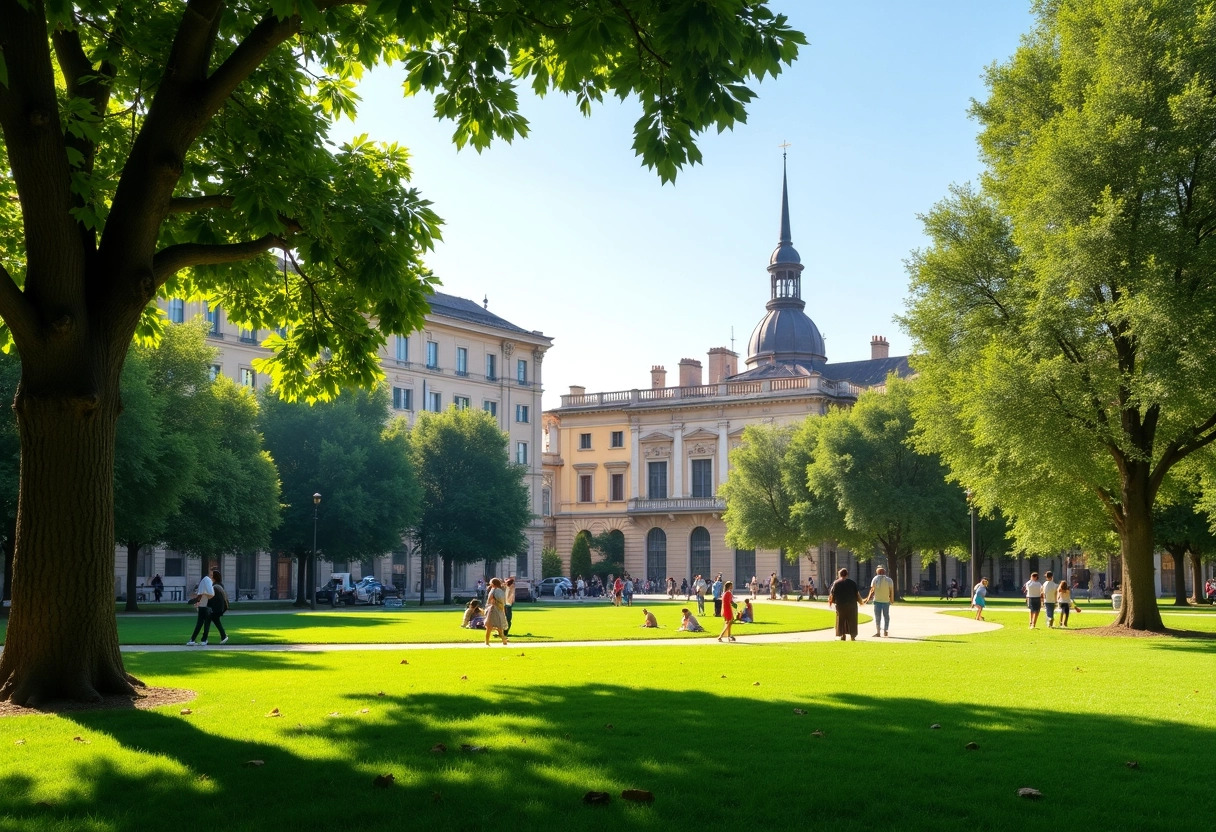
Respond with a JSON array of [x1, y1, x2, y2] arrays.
[[769, 241, 801, 266], [746, 305, 826, 366]]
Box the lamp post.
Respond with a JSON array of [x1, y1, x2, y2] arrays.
[[965, 488, 977, 593], [310, 492, 321, 611]]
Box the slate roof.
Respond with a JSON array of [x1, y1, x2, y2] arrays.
[[427, 291, 546, 339], [728, 354, 911, 388]]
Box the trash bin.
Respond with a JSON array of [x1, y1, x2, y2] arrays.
[[1111, 592, 1123, 612]]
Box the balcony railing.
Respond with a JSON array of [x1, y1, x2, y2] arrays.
[[559, 375, 860, 409], [627, 497, 726, 513]]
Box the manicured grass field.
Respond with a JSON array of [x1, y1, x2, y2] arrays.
[[0, 601, 839, 645], [1, 609, 1212, 832]]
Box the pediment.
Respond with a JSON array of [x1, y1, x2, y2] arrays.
[[683, 428, 719, 441], [639, 431, 673, 443]]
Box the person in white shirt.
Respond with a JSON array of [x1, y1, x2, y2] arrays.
[[1041, 571, 1060, 628], [187, 573, 215, 646], [1023, 572, 1044, 629], [576, 576, 586, 600], [863, 566, 896, 637]]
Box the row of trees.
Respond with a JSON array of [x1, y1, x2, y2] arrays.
[[0, 324, 530, 618]]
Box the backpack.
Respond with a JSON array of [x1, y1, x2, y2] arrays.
[[209, 584, 230, 615]]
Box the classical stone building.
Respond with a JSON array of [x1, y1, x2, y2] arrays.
[[113, 291, 551, 601]]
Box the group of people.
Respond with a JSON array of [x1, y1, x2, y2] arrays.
[[1020, 571, 1076, 629], [637, 594, 756, 636], [826, 566, 896, 641], [185, 569, 230, 645], [461, 576, 518, 645]]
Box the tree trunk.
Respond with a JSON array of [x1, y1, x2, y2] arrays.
[[418, 551, 427, 608], [442, 555, 453, 605], [1, 520, 14, 618], [1169, 548, 1189, 607], [1188, 551, 1205, 605], [938, 550, 947, 597], [124, 542, 142, 613], [0, 387, 139, 705], [294, 552, 308, 607], [1114, 470, 1165, 630]]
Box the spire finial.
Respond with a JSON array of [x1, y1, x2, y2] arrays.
[[778, 143, 792, 245]]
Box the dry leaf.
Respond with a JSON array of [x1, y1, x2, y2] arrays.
[[1125, 761, 1140, 770], [583, 791, 611, 806], [720, 675, 727, 679], [400, 659, 409, 665], [811, 730, 825, 738], [328, 712, 341, 717], [180, 708, 193, 715], [431, 743, 447, 753], [930, 723, 941, 730], [359, 709, 369, 714], [1017, 788, 1042, 800], [621, 789, 654, 804], [460, 675, 468, 681], [266, 708, 281, 718], [72, 736, 89, 744], [460, 744, 487, 753], [793, 709, 806, 715], [14, 739, 26, 746], [245, 760, 265, 767], [965, 742, 979, 750], [753, 681, 760, 686], [373, 773, 395, 789], [377, 691, 385, 697]]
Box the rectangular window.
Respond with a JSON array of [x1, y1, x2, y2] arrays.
[[515, 404, 529, 423], [454, 396, 470, 410], [483, 400, 498, 417], [165, 551, 184, 578], [610, 430, 624, 448], [239, 327, 257, 344], [240, 368, 255, 388], [427, 391, 442, 412], [579, 475, 593, 503], [456, 347, 468, 376], [208, 364, 221, 381], [579, 433, 592, 450], [610, 473, 624, 502], [168, 298, 185, 324], [647, 461, 668, 500], [542, 488, 551, 517], [138, 548, 155, 579], [516, 358, 528, 384], [204, 302, 221, 336], [392, 386, 413, 411], [395, 335, 409, 363], [691, 458, 714, 499], [516, 549, 529, 577], [485, 353, 497, 381], [516, 441, 528, 465], [426, 341, 439, 369]]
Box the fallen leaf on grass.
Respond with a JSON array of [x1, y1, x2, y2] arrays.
[[245, 760, 265, 767], [460, 675, 468, 681], [359, 709, 369, 714], [793, 709, 806, 716], [965, 742, 979, 750], [266, 708, 281, 718], [373, 773, 395, 789], [583, 791, 611, 806], [1017, 788, 1042, 800], [460, 744, 487, 753], [14, 739, 26, 746], [930, 723, 941, 730], [621, 789, 654, 804], [328, 712, 341, 717], [431, 743, 447, 753], [400, 659, 409, 665], [72, 736, 90, 744], [811, 730, 825, 738], [180, 709, 193, 715], [753, 681, 760, 686], [1125, 761, 1140, 770], [376, 691, 385, 697]]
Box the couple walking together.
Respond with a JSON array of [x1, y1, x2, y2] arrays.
[[828, 566, 895, 641]]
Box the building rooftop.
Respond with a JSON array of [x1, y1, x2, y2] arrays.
[[427, 291, 550, 341]]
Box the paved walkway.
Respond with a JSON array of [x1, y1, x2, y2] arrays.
[[118, 601, 1000, 653]]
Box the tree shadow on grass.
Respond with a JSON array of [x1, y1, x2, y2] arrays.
[[1, 666, 1208, 832]]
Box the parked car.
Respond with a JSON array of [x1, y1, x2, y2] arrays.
[[536, 577, 573, 598], [316, 573, 388, 606]]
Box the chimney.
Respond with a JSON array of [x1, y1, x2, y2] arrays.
[[870, 335, 890, 360], [568, 384, 586, 397], [650, 365, 667, 389], [707, 347, 738, 384], [678, 358, 703, 388]]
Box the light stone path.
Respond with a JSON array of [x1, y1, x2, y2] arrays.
[[115, 600, 1000, 654]]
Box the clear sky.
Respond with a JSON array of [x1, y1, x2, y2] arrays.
[[341, 2, 1035, 409]]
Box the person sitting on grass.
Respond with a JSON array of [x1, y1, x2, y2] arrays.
[[739, 598, 754, 623], [677, 608, 705, 632], [640, 608, 659, 628], [461, 599, 485, 629]]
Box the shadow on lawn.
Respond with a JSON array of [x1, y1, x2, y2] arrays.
[[2, 669, 1208, 832]]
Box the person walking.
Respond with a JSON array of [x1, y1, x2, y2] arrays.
[[1056, 580, 1073, 627], [504, 576, 517, 635], [864, 566, 895, 637], [1023, 571, 1044, 629], [769, 572, 778, 600], [151, 573, 164, 602], [681, 577, 689, 599], [624, 575, 634, 606], [828, 567, 863, 641], [187, 571, 217, 645], [711, 574, 724, 617], [717, 581, 736, 642], [749, 574, 759, 599], [694, 574, 707, 615], [1042, 571, 1059, 628], [484, 577, 509, 646], [576, 575, 586, 601], [612, 576, 624, 607], [667, 576, 676, 599], [206, 569, 230, 643], [971, 578, 989, 620]]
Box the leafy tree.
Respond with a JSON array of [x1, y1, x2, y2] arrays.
[[540, 546, 562, 580], [260, 386, 418, 606], [0, 0, 803, 704], [589, 530, 624, 579], [902, 0, 1216, 630], [1154, 482, 1216, 607], [570, 531, 593, 584], [413, 407, 530, 604], [806, 377, 966, 596]]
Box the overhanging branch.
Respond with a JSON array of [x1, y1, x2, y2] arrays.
[[152, 235, 286, 284], [0, 263, 38, 345], [167, 194, 235, 214]]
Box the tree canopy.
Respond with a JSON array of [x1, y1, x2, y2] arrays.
[[902, 0, 1216, 630]]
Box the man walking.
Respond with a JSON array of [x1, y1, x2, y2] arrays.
[[712, 573, 724, 617], [1023, 571, 1044, 629], [864, 565, 895, 637], [694, 574, 707, 615], [1042, 571, 1059, 628], [769, 571, 778, 600]]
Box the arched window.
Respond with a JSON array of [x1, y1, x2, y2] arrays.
[[646, 528, 667, 583], [690, 526, 711, 579]]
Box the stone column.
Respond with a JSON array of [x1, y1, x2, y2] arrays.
[[672, 423, 684, 498]]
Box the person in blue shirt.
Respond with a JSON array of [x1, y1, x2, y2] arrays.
[[711, 574, 724, 617]]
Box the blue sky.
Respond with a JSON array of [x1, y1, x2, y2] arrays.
[[343, 2, 1034, 409]]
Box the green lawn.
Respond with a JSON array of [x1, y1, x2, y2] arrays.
[[1, 610, 1212, 832], [0, 601, 839, 645]]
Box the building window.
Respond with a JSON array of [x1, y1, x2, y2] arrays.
[[542, 487, 551, 516], [239, 327, 258, 344], [611, 430, 624, 448], [392, 386, 413, 411], [454, 396, 470, 410], [426, 341, 439, 369], [610, 473, 624, 502], [427, 391, 442, 412], [647, 461, 667, 500], [395, 335, 409, 363], [208, 364, 221, 381], [646, 528, 667, 584], [579, 433, 592, 450], [690, 526, 711, 579], [456, 347, 468, 376], [780, 549, 801, 584], [516, 548, 529, 577], [164, 550, 184, 578], [168, 298, 184, 324], [516, 441, 528, 465], [240, 367, 255, 388], [486, 353, 497, 381], [691, 459, 714, 499], [483, 400, 498, 417], [578, 475, 593, 503], [735, 548, 756, 584], [204, 301, 221, 336], [516, 404, 529, 423], [517, 358, 528, 384]]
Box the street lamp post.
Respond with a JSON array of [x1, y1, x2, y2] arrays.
[[310, 492, 321, 611], [965, 488, 977, 592]]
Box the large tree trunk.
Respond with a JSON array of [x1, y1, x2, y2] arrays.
[[1114, 471, 1165, 630], [124, 542, 142, 612], [938, 550, 947, 597], [1, 520, 14, 618], [1188, 551, 1205, 605], [0, 386, 139, 705], [418, 551, 427, 608], [1169, 549, 1189, 607], [442, 555, 452, 605], [294, 551, 308, 607]]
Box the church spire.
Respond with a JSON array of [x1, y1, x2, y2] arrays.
[[779, 150, 792, 247]]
